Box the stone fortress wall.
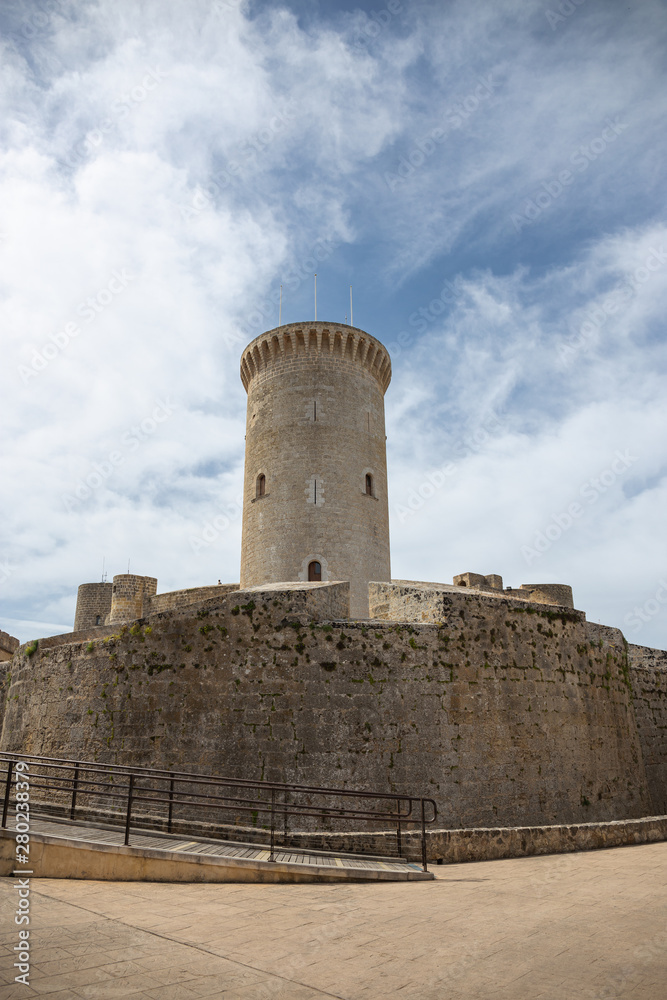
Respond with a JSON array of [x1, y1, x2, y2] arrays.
[[240, 322, 392, 618], [375, 576, 575, 621], [72, 568, 575, 637], [2, 579, 666, 842], [451, 573, 574, 609], [3, 317, 665, 859], [619, 638, 667, 814], [74, 575, 240, 631]]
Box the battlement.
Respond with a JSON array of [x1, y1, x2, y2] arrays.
[[0, 630, 19, 662], [452, 572, 574, 609], [73, 576, 240, 630], [240, 322, 392, 394]]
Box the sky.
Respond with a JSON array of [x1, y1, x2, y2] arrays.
[[1, 0, 666, 649]]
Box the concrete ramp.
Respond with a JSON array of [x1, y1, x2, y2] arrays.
[[0, 815, 432, 883]]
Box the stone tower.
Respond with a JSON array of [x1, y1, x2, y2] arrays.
[[239, 321, 392, 617], [73, 582, 112, 631]]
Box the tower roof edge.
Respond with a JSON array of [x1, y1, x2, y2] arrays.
[[239, 321, 392, 394]]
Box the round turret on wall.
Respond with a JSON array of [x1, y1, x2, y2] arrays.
[[239, 321, 392, 617], [108, 574, 158, 624], [73, 582, 113, 631]]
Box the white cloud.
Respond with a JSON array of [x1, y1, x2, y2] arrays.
[[388, 220, 667, 647], [0, 0, 665, 651]]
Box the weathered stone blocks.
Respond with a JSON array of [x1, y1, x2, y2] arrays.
[[239, 323, 392, 617], [0, 582, 657, 831]]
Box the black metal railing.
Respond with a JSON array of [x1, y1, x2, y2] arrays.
[[0, 752, 437, 871]]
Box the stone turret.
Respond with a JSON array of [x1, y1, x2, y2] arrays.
[[73, 582, 113, 631], [239, 321, 392, 617], [108, 574, 158, 623]]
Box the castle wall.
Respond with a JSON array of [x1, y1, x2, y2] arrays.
[[371, 580, 579, 622], [0, 583, 652, 831], [240, 323, 391, 618], [73, 582, 113, 631], [628, 642, 667, 814], [518, 584, 574, 608], [108, 574, 158, 623], [146, 584, 239, 614], [380, 581, 575, 620]]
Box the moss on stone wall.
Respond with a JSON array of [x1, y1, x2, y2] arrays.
[[0, 584, 659, 828]]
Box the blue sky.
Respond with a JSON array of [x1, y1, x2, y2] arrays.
[[1, 0, 666, 648]]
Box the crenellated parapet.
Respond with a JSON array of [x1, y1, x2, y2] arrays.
[[240, 322, 392, 394]]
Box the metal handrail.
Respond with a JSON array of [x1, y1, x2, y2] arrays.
[[0, 752, 437, 871]]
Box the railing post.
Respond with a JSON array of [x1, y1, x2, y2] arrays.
[[396, 798, 402, 858], [167, 773, 175, 833], [124, 774, 135, 846], [2, 761, 13, 829], [283, 788, 289, 843], [269, 788, 276, 862], [70, 763, 80, 820], [420, 798, 428, 872]]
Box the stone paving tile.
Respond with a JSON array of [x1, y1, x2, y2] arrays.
[[1, 841, 665, 999], [184, 971, 277, 996], [140, 983, 202, 1000], [219, 984, 337, 1000]]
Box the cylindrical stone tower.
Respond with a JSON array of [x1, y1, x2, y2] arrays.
[[108, 574, 158, 624], [73, 582, 113, 631], [240, 321, 392, 617]]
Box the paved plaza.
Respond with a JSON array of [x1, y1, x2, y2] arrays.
[[1, 842, 665, 999]]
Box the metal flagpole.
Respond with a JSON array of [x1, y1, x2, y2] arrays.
[[350, 286, 353, 326], [279, 284, 282, 327], [314, 274, 317, 320]]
